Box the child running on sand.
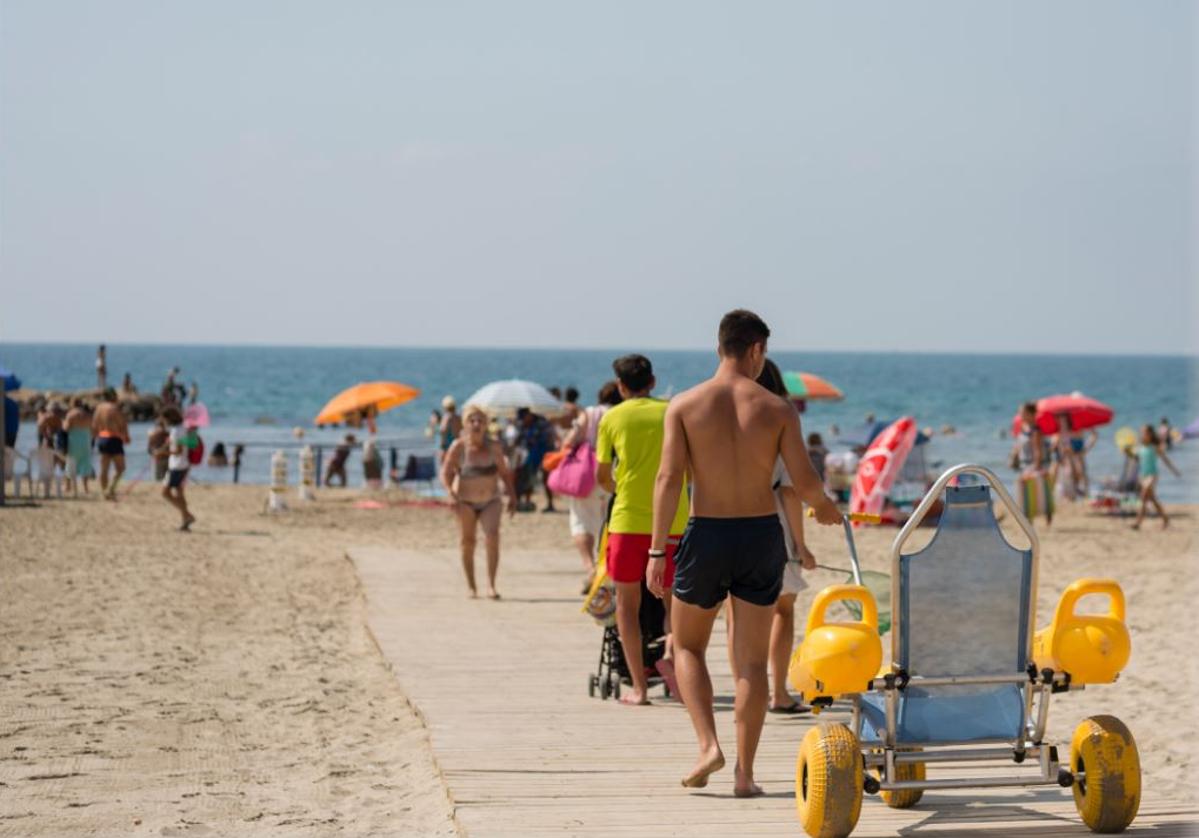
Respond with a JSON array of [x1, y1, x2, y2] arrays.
[[158, 407, 196, 531], [1127, 424, 1180, 530]]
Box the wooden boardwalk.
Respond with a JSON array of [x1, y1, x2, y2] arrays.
[[350, 546, 1199, 837]]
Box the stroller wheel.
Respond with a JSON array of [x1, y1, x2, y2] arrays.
[[588, 675, 597, 698], [600, 678, 611, 700], [612, 680, 621, 700]]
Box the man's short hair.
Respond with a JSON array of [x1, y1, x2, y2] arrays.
[[161, 405, 183, 425], [564, 386, 579, 403], [718, 309, 770, 358], [612, 354, 654, 393]]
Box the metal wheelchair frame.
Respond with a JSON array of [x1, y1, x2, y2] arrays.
[[855, 464, 1079, 795]]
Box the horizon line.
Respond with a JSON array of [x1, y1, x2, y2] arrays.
[[2, 339, 1196, 361]]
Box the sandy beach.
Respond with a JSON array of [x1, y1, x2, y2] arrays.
[[1, 481, 1195, 836]]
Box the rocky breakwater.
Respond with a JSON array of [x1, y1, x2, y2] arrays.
[[10, 388, 165, 422]]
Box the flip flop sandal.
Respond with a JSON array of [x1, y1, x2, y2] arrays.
[[768, 702, 811, 715]]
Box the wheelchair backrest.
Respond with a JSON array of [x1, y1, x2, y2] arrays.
[[897, 483, 1033, 677]]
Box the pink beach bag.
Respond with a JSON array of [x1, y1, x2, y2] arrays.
[[547, 443, 597, 499]]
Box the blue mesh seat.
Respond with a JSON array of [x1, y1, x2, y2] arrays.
[[859, 484, 1033, 745]]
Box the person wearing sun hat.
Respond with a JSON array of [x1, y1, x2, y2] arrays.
[[438, 396, 461, 462]]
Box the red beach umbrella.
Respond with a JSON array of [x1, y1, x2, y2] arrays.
[[1012, 393, 1114, 436], [850, 416, 917, 522]]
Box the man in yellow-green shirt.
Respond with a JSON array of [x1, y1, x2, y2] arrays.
[[595, 354, 689, 706]]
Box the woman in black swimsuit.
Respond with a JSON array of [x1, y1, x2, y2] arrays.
[[440, 405, 517, 598]]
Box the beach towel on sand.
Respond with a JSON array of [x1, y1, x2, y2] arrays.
[[1019, 472, 1055, 520]]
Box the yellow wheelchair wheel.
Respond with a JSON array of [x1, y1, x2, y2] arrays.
[[1071, 715, 1140, 833], [796, 723, 863, 838], [872, 748, 925, 809]]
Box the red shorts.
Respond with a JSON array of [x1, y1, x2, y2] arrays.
[[606, 532, 678, 586]]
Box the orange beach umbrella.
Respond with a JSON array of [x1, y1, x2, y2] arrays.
[[315, 381, 421, 425]]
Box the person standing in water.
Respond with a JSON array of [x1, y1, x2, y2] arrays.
[[648, 310, 840, 797], [440, 405, 517, 598], [1128, 424, 1181, 530], [95, 345, 107, 391], [92, 389, 130, 500]]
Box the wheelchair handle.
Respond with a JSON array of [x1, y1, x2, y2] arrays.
[[806, 584, 879, 634], [1057, 578, 1126, 623], [805, 511, 879, 586], [807, 510, 882, 525]]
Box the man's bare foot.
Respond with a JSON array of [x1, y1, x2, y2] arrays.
[[681, 747, 725, 788], [487, 589, 501, 600], [467, 587, 478, 599], [181, 514, 196, 531], [733, 762, 763, 798], [619, 690, 650, 706]]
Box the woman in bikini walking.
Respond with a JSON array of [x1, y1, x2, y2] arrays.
[[440, 404, 517, 598]]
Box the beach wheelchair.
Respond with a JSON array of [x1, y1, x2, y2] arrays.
[[789, 464, 1138, 837]]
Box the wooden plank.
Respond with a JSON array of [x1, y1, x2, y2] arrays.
[[351, 546, 1198, 837]]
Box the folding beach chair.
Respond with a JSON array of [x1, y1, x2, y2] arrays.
[[1089, 456, 1140, 516], [396, 454, 438, 495], [789, 464, 1138, 837]]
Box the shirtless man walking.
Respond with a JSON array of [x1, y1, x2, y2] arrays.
[[648, 309, 841, 797], [92, 389, 131, 500]]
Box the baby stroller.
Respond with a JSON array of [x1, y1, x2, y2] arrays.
[[588, 579, 671, 701], [583, 525, 672, 701], [790, 464, 1138, 837]]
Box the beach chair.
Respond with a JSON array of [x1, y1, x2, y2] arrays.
[[396, 454, 438, 495], [4, 447, 32, 498], [1089, 455, 1140, 516], [789, 464, 1138, 837], [32, 445, 63, 499]]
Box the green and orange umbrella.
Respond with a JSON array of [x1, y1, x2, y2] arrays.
[[782, 371, 844, 402]]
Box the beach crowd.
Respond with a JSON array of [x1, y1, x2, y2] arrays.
[[11, 349, 208, 529], [1, 316, 1188, 798]]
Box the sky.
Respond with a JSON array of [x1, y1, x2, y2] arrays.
[[1, 1, 1195, 354]]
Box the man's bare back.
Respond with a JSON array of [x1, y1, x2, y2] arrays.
[[92, 402, 129, 440], [671, 373, 793, 518]]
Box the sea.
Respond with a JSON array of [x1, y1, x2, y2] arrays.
[[4, 344, 1196, 503]]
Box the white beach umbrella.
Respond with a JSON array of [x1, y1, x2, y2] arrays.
[[462, 379, 564, 419]]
